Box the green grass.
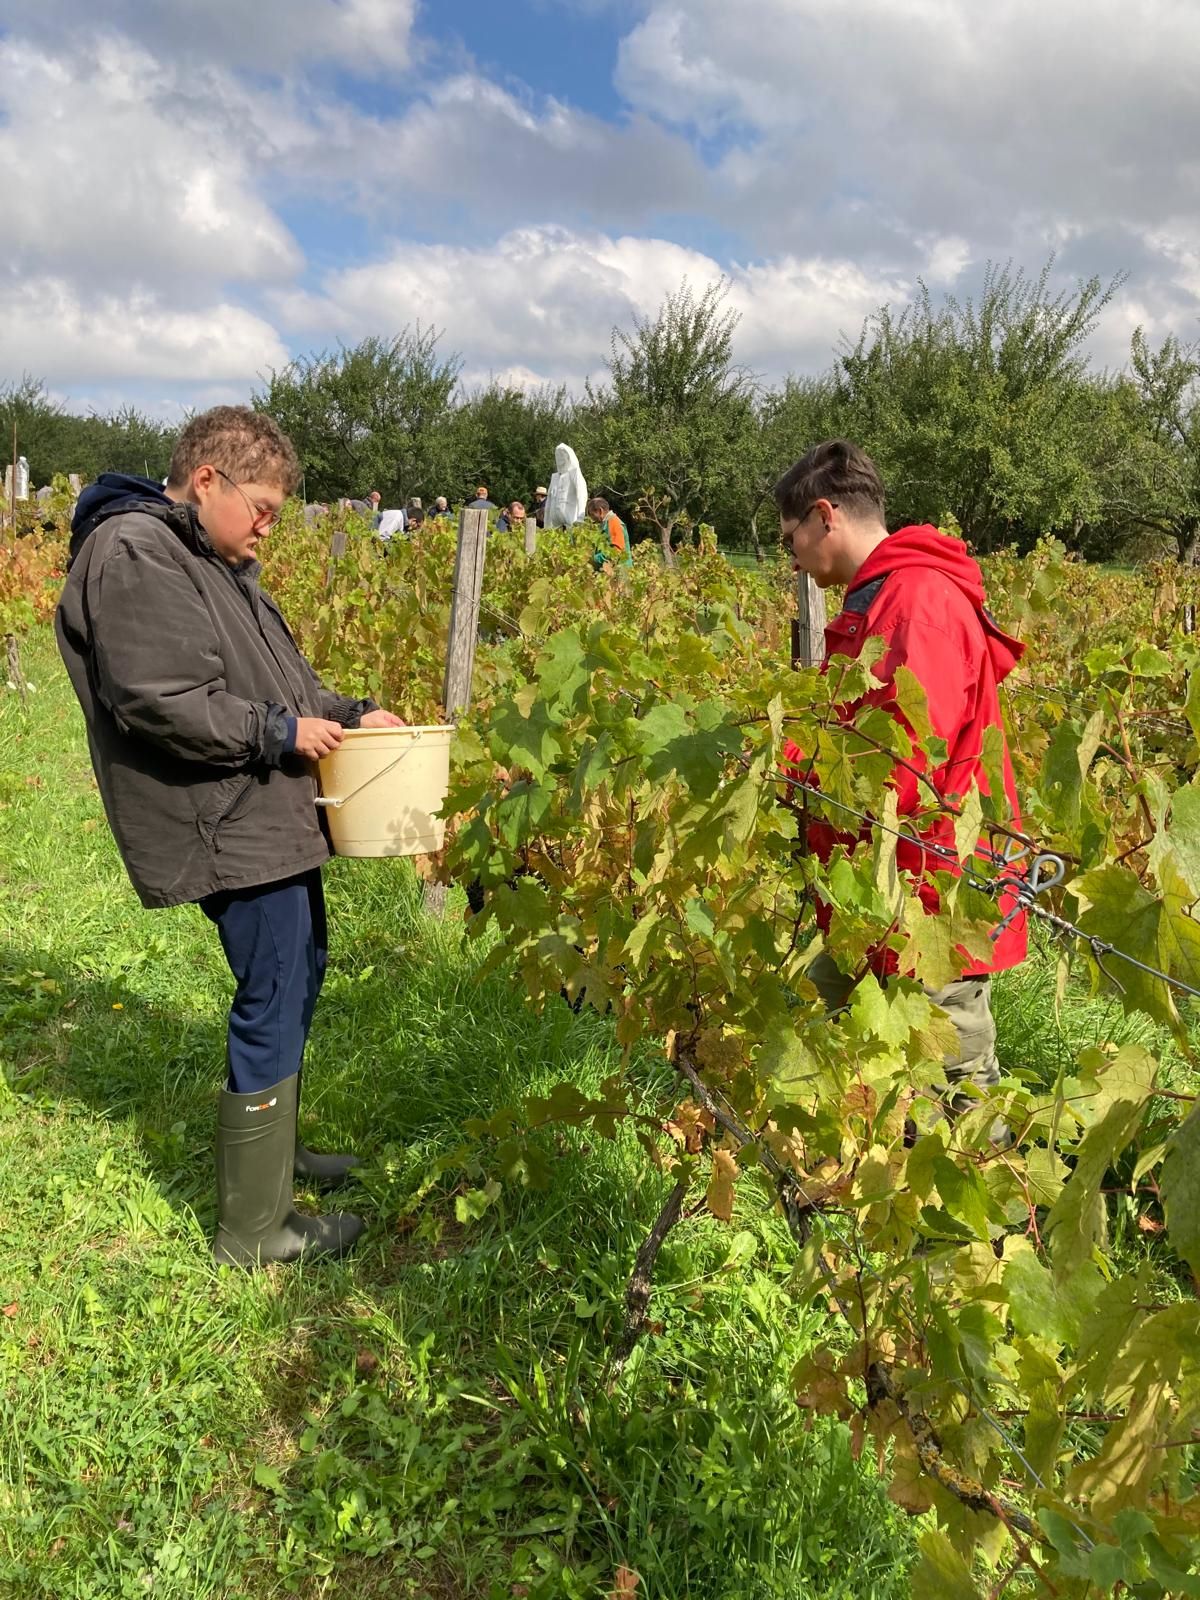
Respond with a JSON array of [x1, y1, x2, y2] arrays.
[[723, 550, 768, 572], [0, 632, 916, 1599]]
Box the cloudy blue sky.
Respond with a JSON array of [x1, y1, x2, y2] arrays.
[[2, 0, 1198, 417]]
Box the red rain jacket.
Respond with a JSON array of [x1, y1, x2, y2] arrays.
[[784, 524, 1028, 976]]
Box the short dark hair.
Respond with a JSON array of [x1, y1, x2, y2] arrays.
[[167, 406, 301, 494], [774, 439, 885, 524], [587, 496, 610, 517]]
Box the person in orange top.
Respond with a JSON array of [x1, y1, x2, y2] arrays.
[[587, 496, 632, 567]]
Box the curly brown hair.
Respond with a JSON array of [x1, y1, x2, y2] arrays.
[[167, 406, 301, 494]]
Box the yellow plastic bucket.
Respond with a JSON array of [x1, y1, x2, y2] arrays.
[[315, 725, 454, 858]]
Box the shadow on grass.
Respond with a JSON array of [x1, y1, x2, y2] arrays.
[[0, 900, 668, 1271]]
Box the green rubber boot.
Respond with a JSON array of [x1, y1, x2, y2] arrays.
[[294, 1067, 360, 1190], [213, 1073, 364, 1269]]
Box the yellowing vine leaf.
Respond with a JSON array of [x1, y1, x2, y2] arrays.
[[705, 1148, 737, 1222]]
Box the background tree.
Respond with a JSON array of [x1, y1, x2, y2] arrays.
[[255, 330, 465, 505], [456, 382, 573, 510], [733, 376, 847, 561], [582, 281, 757, 565], [0, 377, 177, 487], [836, 262, 1120, 548], [0, 378, 70, 487], [1098, 329, 1200, 563]]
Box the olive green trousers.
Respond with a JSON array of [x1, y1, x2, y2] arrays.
[[806, 952, 1004, 1125]]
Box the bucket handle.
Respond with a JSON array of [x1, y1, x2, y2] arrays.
[[314, 728, 427, 811]]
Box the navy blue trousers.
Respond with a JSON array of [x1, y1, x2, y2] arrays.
[[199, 870, 328, 1095]]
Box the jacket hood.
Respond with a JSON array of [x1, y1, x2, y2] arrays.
[[850, 523, 1025, 683], [69, 473, 174, 568]]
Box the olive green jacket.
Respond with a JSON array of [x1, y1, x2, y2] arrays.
[[56, 494, 373, 908]]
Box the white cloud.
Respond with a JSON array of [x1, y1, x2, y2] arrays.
[[0, 279, 289, 385], [1, 0, 1198, 411], [616, 0, 1200, 251], [0, 0, 417, 73], [0, 38, 303, 288], [278, 224, 908, 387], [286, 73, 707, 230]]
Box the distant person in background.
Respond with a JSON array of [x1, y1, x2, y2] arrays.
[[496, 499, 526, 532], [431, 496, 451, 518], [587, 496, 632, 568], [531, 486, 548, 527], [346, 497, 369, 514], [545, 445, 587, 528], [366, 490, 381, 513], [466, 485, 496, 510]]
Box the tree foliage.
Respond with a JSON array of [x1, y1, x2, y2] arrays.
[[1098, 330, 1200, 562], [253, 330, 467, 506], [10, 255, 1200, 564], [582, 281, 757, 563], [0, 376, 177, 486], [455, 381, 573, 509], [834, 262, 1123, 549]]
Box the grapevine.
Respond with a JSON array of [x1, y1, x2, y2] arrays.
[[10, 499, 1200, 1592]]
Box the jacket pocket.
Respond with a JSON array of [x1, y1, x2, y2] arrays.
[[823, 610, 864, 660], [197, 773, 255, 853]]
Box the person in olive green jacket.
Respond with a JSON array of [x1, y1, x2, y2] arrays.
[[56, 406, 404, 1270]]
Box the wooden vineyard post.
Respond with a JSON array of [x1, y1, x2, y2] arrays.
[[523, 516, 537, 557], [324, 528, 347, 590], [442, 506, 490, 716], [424, 506, 489, 917], [6, 419, 15, 531], [6, 632, 28, 710], [791, 572, 827, 669]]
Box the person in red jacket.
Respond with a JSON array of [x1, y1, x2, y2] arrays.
[[776, 438, 1027, 1132]]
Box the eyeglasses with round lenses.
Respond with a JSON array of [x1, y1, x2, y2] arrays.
[[215, 467, 282, 529]]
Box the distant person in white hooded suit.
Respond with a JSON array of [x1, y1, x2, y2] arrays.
[[544, 444, 588, 528]]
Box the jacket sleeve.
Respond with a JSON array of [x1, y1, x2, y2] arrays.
[[299, 659, 378, 727], [89, 537, 274, 767], [259, 592, 379, 727]]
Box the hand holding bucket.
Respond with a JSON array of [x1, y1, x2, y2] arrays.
[[315, 725, 455, 857]]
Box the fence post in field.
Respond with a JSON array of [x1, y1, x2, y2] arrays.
[[523, 517, 537, 557], [1185, 602, 1196, 637], [424, 505, 489, 917], [6, 633, 28, 710], [324, 528, 348, 590], [792, 572, 827, 669]]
